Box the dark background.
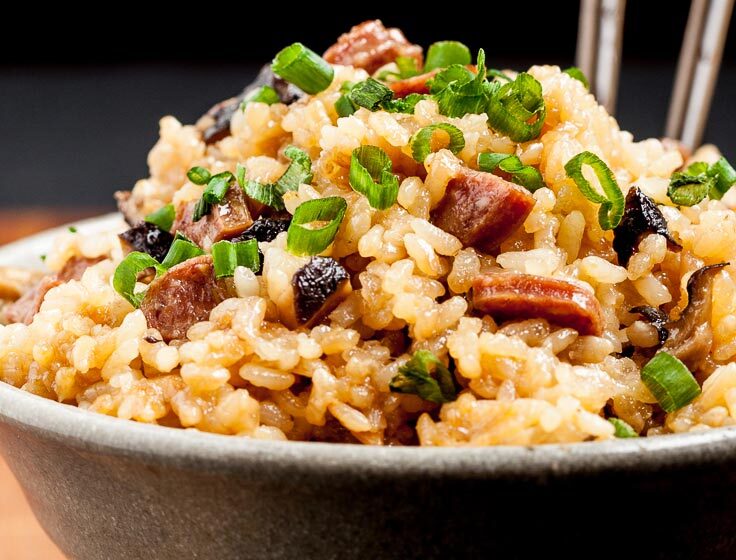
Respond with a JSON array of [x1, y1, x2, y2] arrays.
[[1, 2, 735, 210]]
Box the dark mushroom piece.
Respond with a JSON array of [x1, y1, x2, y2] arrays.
[[229, 216, 292, 243], [119, 222, 174, 262], [291, 257, 352, 328], [472, 272, 605, 336], [661, 263, 728, 370], [612, 187, 681, 267], [431, 167, 536, 253], [629, 305, 670, 345], [199, 65, 304, 145]]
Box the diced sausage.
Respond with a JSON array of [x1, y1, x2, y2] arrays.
[[4, 257, 103, 325], [140, 255, 233, 342], [173, 186, 256, 251], [472, 273, 605, 336], [431, 168, 536, 252], [323, 20, 423, 75]]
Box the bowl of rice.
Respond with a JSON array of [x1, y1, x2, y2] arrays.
[[3, 20, 736, 559]]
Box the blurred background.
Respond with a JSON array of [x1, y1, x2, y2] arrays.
[[0, 3, 735, 211]]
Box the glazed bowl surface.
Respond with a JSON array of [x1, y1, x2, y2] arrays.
[[1, 216, 735, 560]]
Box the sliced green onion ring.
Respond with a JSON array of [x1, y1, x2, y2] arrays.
[[241, 85, 280, 109], [187, 166, 211, 186], [435, 49, 488, 117], [388, 350, 457, 404], [287, 197, 347, 256], [410, 123, 466, 163], [424, 41, 471, 72], [382, 93, 430, 114], [609, 418, 638, 438], [486, 72, 547, 142], [668, 165, 712, 206], [238, 147, 312, 212], [478, 152, 546, 192], [193, 171, 235, 222], [271, 42, 334, 95], [113, 252, 166, 308], [707, 156, 736, 199], [211, 239, 260, 278], [563, 66, 590, 89], [395, 56, 420, 78], [160, 238, 205, 269], [428, 64, 474, 94], [145, 204, 175, 232], [564, 151, 624, 229], [347, 78, 393, 110], [349, 146, 400, 210], [641, 351, 701, 413]]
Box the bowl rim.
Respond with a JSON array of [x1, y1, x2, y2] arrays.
[[2, 213, 736, 478]]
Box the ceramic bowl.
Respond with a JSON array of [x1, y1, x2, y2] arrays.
[[1, 216, 736, 560]]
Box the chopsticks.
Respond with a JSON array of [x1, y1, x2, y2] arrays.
[[576, 0, 627, 115], [665, 0, 735, 150]]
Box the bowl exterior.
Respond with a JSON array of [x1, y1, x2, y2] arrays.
[[2, 410, 736, 560]]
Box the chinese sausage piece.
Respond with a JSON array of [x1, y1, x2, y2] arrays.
[[323, 19, 423, 74], [5, 257, 103, 325], [140, 255, 234, 343], [431, 168, 536, 252], [472, 273, 605, 336], [172, 185, 257, 252]]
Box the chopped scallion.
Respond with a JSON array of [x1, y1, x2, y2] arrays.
[[563, 66, 590, 89], [707, 156, 736, 200], [424, 41, 472, 72], [237, 147, 312, 212], [145, 204, 175, 232], [478, 152, 546, 192], [641, 351, 701, 413], [382, 93, 430, 114], [434, 49, 489, 117], [486, 72, 547, 142], [160, 238, 205, 269], [347, 78, 393, 111], [564, 151, 624, 229], [395, 56, 420, 78], [410, 123, 465, 163], [389, 350, 457, 403], [211, 239, 260, 278], [286, 197, 347, 256], [113, 252, 166, 308], [668, 162, 712, 206], [349, 146, 399, 210], [609, 418, 638, 438], [187, 166, 211, 186], [193, 171, 235, 222], [241, 85, 280, 109], [68, 226, 77, 233], [271, 42, 334, 95]]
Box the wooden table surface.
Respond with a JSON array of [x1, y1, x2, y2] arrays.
[[0, 209, 106, 560]]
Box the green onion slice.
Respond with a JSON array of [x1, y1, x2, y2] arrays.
[[113, 252, 166, 308], [564, 151, 624, 229], [241, 85, 280, 109], [193, 171, 235, 222], [187, 166, 211, 186], [145, 204, 176, 232], [435, 49, 489, 117], [428, 64, 474, 94], [608, 418, 638, 438], [389, 350, 457, 404], [395, 56, 420, 78], [641, 351, 701, 413], [286, 197, 347, 256], [668, 163, 712, 206], [487, 69, 513, 82], [160, 238, 205, 269], [238, 147, 312, 212], [271, 42, 334, 95], [349, 146, 400, 210], [424, 41, 472, 72], [347, 78, 393, 111], [335, 93, 357, 117], [707, 156, 736, 200], [478, 152, 546, 192], [211, 239, 260, 278], [486, 72, 547, 142], [382, 93, 430, 115], [563, 66, 590, 89], [410, 123, 466, 163]]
